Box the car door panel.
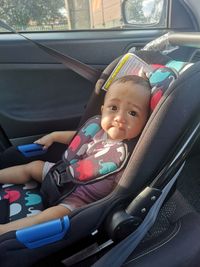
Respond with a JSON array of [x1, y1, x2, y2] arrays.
[[0, 64, 93, 135]]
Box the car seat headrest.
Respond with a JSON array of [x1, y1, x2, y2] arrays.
[[100, 53, 195, 112], [80, 52, 192, 125], [98, 53, 178, 112]]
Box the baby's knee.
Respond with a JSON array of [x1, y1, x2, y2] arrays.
[[25, 160, 44, 176]]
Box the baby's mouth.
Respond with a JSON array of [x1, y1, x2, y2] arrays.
[[112, 124, 125, 131]]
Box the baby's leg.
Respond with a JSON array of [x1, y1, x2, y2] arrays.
[[0, 205, 71, 235], [0, 160, 44, 184]]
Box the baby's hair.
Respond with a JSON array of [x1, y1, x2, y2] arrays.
[[111, 74, 151, 91]]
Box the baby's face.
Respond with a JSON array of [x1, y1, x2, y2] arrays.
[[101, 81, 150, 140]]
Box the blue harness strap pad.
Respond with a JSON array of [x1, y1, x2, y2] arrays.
[[16, 216, 70, 248], [18, 143, 47, 157]]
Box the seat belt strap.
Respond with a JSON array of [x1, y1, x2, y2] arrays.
[[0, 20, 101, 84], [92, 164, 184, 267]]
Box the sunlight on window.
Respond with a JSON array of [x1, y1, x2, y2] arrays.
[[0, 0, 167, 32]]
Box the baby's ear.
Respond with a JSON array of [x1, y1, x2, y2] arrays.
[[101, 105, 104, 113]]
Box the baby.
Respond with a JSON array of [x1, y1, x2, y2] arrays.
[[0, 74, 151, 234]]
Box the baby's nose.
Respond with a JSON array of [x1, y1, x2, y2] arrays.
[[114, 113, 126, 123]]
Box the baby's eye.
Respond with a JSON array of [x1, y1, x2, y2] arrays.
[[109, 105, 117, 111], [129, 111, 137, 117]]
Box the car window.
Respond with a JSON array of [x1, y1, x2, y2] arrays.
[[0, 0, 168, 32]]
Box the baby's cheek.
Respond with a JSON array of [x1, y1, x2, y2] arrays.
[[128, 123, 141, 138], [101, 119, 108, 132]]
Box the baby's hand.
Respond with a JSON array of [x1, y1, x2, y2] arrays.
[[34, 133, 54, 149], [0, 224, 7, 235]]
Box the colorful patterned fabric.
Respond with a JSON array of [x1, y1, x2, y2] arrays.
[[149, 66, 178, 111], [63, 116, 128, 182], [0, 181, 43, 221], [149, 60, 192, 111]]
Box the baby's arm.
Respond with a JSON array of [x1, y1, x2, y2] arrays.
[[35, 131, 76, 149], [0, 205, 71, 235]]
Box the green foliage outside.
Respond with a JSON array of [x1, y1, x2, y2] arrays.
[[0, 0, 68, 31]]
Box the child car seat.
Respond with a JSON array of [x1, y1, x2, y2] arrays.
[[1, 33, 200, 267], [0, 52, 178, 222]]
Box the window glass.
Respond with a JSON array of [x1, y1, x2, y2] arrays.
[[0, 0, 168, 32]]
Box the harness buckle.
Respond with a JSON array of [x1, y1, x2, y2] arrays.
[[51, 161, 67, 186]]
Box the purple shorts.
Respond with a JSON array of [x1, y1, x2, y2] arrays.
[[60, 175, 117, 211], [42, 161, 118, 212]]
